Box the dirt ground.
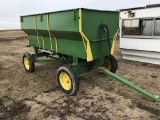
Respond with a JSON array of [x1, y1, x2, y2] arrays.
[[0, 30, 159, 120], [0, 30, 26, 38]]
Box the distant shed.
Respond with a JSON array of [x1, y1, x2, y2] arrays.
[[119, 4, 160, 65]]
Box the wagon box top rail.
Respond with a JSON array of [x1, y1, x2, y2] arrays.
[[20, 8, 119, 17]]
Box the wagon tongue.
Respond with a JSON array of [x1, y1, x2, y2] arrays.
[[95, 66, 160, 103]]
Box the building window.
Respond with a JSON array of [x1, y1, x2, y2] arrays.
[[153, 18, 160, 36], [122, 18, 160, 38], [122, 19, 140, 35], [142, 19, 153, 36]]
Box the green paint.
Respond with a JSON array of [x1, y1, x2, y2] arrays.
[[73, 62, 93, 75], [36, 59, 65, 63], [21, 8, 119, 61], [96, 67, 160, 102], [73, 56, 78, 66]]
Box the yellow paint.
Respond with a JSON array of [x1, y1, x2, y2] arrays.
[[111, 12, 120, 55], [79, 9, 82, 31], [111, 29, 119, 55], [79, 9, 93, 62], [51, 33, 58, 52], [42, 36, 45, 49], [24, 57, 30, 70], [59, 72, 71, 90], [34, 16, 45, 49], [34, 16, 40, 48], [81, 36, 86, 50], [47, 14, 53, 51], [47, 14, 58, 52]]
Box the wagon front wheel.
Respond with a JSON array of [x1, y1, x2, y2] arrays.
[[104, 55, 118, 73], [23, 53, 35, 72], [57, 65, 79, 95]]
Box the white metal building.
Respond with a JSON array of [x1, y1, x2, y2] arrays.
[[120, 4, 160, 65]]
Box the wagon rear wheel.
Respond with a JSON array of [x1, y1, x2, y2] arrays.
[[23, 53, 35, 72], [57, 65, 79, 95], [104, 55, 118, 73]]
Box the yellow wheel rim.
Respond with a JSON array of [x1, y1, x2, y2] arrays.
[[106, 59, 111, 71], [24, 57, 30, 70], [59, 72, 71, 90]]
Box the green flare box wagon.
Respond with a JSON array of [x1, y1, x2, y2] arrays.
[[20, 8, 159, 102]]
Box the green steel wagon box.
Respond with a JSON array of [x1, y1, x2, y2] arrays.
[[20, 8, 160, 102], [21, 8, 119, 61]]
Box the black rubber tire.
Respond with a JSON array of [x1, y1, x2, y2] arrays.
[[57, 65, 79, 96], [22, 53, 35, 72], [104, 55, 118, 73]]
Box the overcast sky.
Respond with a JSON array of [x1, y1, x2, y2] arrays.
[[0, 0, 160, 30]]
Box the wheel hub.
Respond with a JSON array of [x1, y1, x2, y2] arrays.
[[59, 72, 71, 90], [24, 57, 30, 70]]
